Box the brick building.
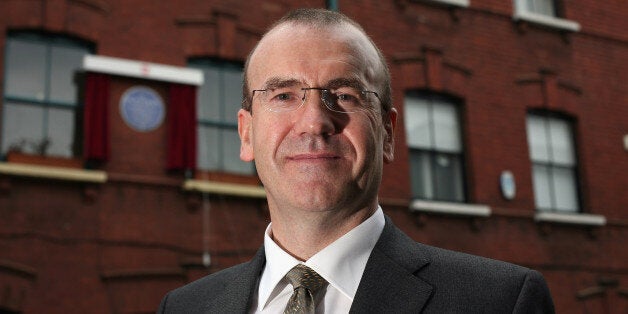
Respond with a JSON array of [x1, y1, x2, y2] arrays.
[[0, 0, 626, 313]]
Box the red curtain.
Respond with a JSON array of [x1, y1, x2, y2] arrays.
[[167, 83, 197, 170], [83, 72, 110, 161]]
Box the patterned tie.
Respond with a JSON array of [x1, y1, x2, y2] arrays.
[[283, 264, 328, 314]]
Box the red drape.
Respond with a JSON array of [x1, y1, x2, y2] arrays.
[[167, 83, 197, 170], [83, 72, 110, 161]]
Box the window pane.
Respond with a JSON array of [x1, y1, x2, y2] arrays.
[[221, 129, 253, 175], [50, 45, 87, 104], [526, 0, 556, 16], [404, 97, 431, 149], [549, 118, 575, 166], [432, 101, 461, 152], [409, 150, 433, 199], [1, 103, 45, 155], [552, 167, 579, 212], [532, 164, 553, 210], [196, 66, 221, 121], [526, 115, 550, 162], [433, 153, 464, 202], [197, 125, 220, 170], [223, 68, 242, 124], [5, 39, 47, 100], [47, 107, 75, 157], [192, 60, 248, 175]]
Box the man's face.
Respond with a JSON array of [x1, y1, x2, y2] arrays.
[[238, 23, 396, 216]]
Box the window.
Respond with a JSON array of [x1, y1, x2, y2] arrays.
[[189, 59, 254, 175], [404, 92, 465, 202], [513, 0, 580, 32], [519, 0, 558, 17], [526, 113, 579, 212], [1, 32, 92, 158]]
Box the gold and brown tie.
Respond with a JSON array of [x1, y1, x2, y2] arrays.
[[283, 264, 328, 314]]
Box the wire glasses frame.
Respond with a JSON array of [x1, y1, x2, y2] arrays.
[[250, 86, 381, 114]]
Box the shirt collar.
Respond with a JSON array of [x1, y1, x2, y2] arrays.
[[258, 207, 385, 309]]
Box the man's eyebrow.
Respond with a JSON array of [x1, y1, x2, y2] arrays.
[[262, 77, 301, 90], [325, 78, 365, 90]]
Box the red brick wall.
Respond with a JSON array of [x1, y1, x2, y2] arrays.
[[0, 1, 626, 313]]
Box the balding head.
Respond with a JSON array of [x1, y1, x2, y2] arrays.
[[242, 8, 392, 113]]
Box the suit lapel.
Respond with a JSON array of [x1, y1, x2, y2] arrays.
[[204, 247, 266, 313], [350, 216, 433, 313]]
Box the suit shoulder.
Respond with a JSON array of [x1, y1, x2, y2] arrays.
[[166, 261, 252, 300], [419, 242, 530, 277], [158, 253, 265, 314]]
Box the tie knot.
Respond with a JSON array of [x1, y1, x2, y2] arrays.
[[285, 264, 327, 293]]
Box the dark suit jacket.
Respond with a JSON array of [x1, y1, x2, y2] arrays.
[[158, 216, 555, 313]]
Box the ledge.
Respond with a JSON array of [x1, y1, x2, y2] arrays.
[[0, 162, 107, 183], [424, 0, 469, 7], [0, 259, 37, 279], [410, 199, 491, 217], [183, 179, 266, 198], [534, 212, 606, 226], [514, 11, 581, 32]]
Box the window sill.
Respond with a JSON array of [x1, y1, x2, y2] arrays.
[[534, 212, 606, 227], [422, 0, 469, 8], [183, 179, 266, 198], [410, 199, 491, 217], [513, 11, 581, 32], [0, 161, 107, 183]]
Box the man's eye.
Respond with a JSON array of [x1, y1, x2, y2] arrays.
[[337, 93, 357, 101], [275, 93, 292, 101]]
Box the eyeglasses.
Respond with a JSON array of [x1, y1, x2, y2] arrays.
[[251, 86, 381, 114]]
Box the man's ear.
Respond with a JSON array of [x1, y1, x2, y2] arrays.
[[238, 109, 255, 162], [383, 107, 397, 164]]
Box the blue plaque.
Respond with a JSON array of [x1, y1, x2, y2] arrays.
[[119, 86, 165, 132]]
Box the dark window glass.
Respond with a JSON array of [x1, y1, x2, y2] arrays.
[[2, 32, 92, 158], [404, 92, 465, 202], [189, 59, 254, 175]]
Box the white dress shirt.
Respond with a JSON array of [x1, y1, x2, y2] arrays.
[[249, 207, 385, 313]]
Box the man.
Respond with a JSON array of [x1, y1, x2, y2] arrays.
[[159, 8, 554, 314]]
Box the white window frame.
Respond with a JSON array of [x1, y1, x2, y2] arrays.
[[2, 32, 93, 159], [404, 92, 467, 203], [189, 59, 254, 176], [513, 0, 580, 32], [527, 113, 580, 213]]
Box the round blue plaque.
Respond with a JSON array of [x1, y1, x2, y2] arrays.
[[119, 86, 165, 132]]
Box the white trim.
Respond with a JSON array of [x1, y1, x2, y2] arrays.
[[410, 199, 491, 217], [83, 55, 204, 86], [534, 212, 606, 226], [513, 10, 581, 32], [183, 179, 266, 198], [0, 162, 107, 183], [424, 0, 470, 8]]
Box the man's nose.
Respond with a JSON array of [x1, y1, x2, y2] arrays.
[[292, 89, 336, 136]]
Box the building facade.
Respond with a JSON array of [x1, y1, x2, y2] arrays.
[[0, 0, 626, 313]]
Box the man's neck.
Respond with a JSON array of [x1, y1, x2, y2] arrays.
[[268, 203, 378, 261]]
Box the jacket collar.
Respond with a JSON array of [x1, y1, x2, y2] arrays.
[[350, 216, 433, 313], [212, 215, 433, 313], [204, 247, 266, 313]]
